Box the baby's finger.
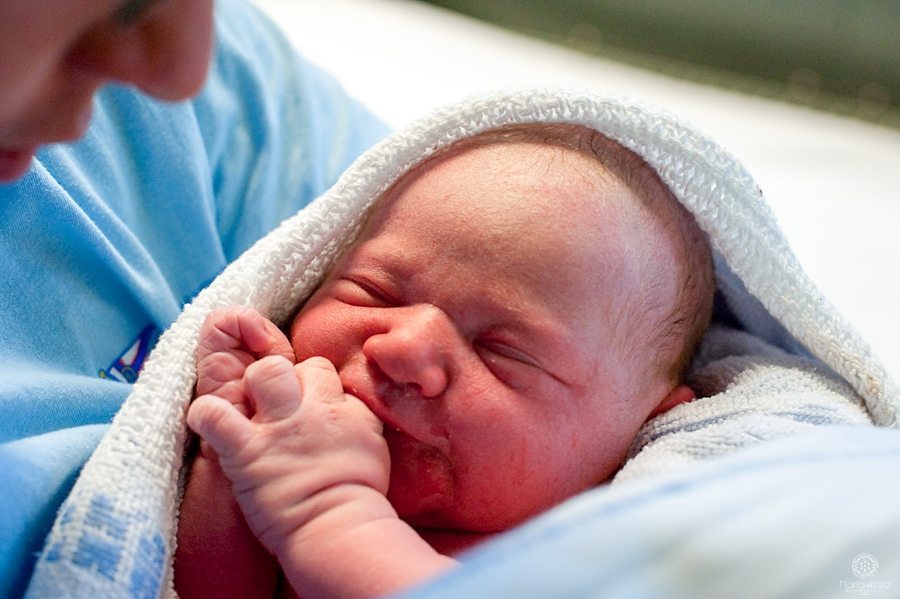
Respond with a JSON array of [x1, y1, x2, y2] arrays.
[[294, 357, 346, 405], [237, 308, 295, 362], [187, 394, 256, 460], [195, 352, 254, 407], [198, 307, 294, 363], [244, 355, 302, 423]]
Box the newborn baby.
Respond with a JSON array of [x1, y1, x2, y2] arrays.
[[176, 123, 715, 597]]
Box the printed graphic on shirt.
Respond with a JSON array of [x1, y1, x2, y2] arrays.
[[98, 325, 158, 383]]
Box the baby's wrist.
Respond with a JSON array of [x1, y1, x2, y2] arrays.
[[264, 482, 397, 558], [271, 484, 455, 597]]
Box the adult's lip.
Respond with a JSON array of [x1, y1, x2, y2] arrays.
[[0, 146, 39, 183], [0, 104, 94, 183]]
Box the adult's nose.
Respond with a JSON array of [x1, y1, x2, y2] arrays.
[[362, 304, 456, 399], [66, 0, 214, 102]]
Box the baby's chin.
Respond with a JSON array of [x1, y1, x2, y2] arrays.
[[384, 428, 456, 524], [415, 528, 493, 556]]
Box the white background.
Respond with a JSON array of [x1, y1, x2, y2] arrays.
[[254, 0, 900, 382]]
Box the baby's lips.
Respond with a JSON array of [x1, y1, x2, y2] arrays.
[[344, 385, 404, 433]]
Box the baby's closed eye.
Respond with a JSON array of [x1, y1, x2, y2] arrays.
[[332, 276, 397, 307], [474, 339, 546, 389]]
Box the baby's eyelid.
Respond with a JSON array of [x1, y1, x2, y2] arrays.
[[477, 339, 541, 368], [341, 275, 396, 304]]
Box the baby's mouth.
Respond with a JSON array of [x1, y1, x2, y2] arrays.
[[346, 383, 449, 450], [345, 383, 405, 433]]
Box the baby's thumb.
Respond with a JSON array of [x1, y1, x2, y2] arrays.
[[244, 355, 302, 422], [187, 394, 255, 460]]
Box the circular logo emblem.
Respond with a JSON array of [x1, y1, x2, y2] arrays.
[[851, 553, 879, 579]]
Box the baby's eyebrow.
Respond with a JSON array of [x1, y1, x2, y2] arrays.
[[115, 0, 162, 25]]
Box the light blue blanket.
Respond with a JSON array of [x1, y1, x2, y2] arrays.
[[403, 425, 900, 598]]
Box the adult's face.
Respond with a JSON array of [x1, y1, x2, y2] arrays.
[[0, 0, 215, 182]]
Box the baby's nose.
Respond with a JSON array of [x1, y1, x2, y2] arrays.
[[362, 304, 454, 399]]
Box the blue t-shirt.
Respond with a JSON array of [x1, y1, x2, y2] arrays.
[[0, 1, 388, 595]]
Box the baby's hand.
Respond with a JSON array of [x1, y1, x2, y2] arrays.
[[187, 355, 390, 558], [196, 306, 295, 403], [176, 307, 295, 597]]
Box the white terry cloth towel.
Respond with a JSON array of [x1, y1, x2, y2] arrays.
[[27, 89, 899, 597]]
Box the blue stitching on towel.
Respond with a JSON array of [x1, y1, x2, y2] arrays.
[[129, 534, 165, 599], [41, 493, 165, 597], [643, 411, 752, 442], [71, 494, 128, 580]]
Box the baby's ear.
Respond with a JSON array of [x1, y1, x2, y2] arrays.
[[647, 385, 695, 419]]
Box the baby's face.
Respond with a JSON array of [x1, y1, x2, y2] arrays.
[[291, 140, 677, 532]]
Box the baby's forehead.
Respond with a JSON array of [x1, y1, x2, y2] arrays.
[[434, 124, 674, 208], [374, 137, 667, 296], [361, 124, 678, 283]]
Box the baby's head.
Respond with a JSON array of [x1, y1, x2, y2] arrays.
[[443, 124, 714, 390], [290, 123, 714, 532]]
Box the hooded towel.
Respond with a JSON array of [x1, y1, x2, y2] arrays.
[[26, 89, 899, 598]]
